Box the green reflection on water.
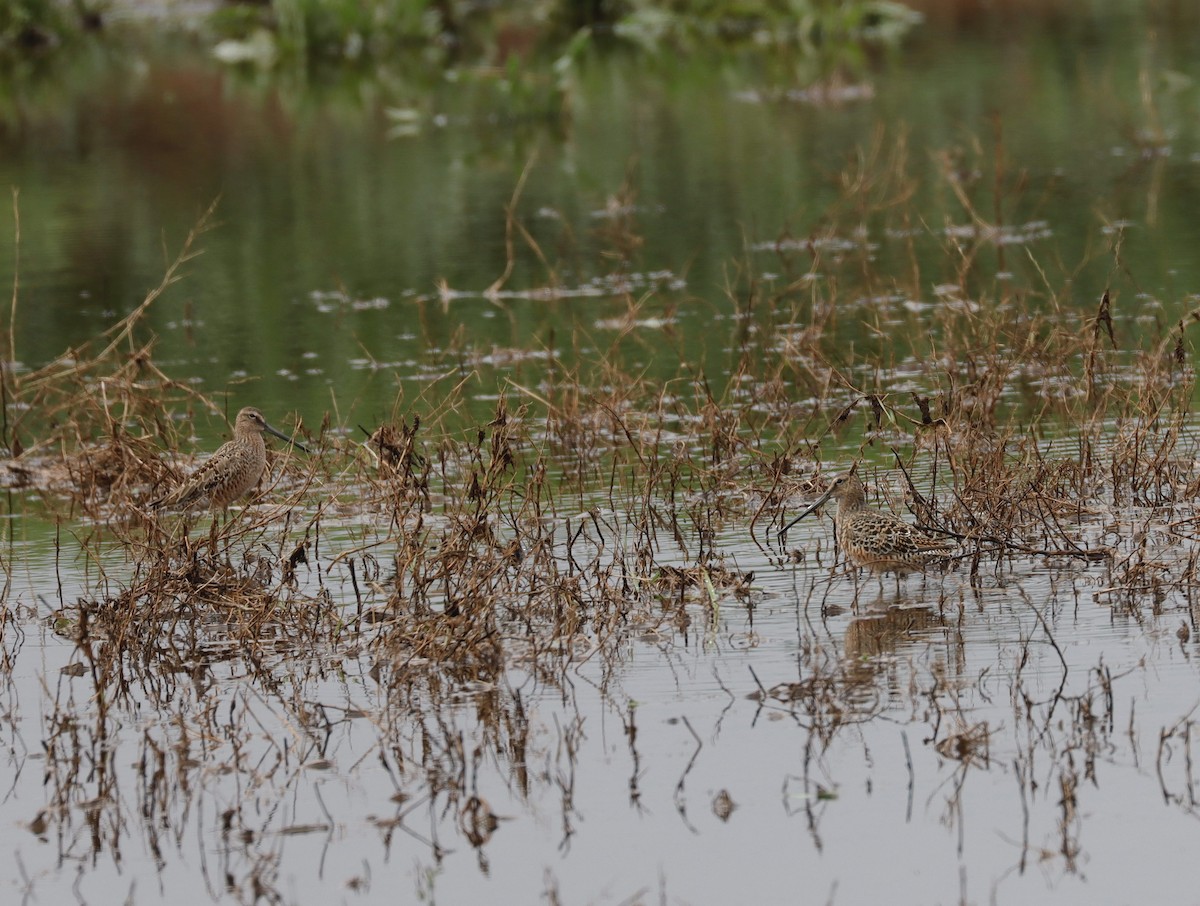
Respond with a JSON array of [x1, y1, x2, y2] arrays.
[[0, 5, 1198, 436]]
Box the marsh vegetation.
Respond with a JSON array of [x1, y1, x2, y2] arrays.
[[4, 1, 1200, 904]]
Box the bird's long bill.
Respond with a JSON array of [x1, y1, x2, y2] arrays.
[[778, 485, 835, 539], [264, 422, 311, 454]]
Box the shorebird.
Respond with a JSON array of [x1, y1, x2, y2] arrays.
[[779, 469, 953, 573], [152, 407, 308, 512]]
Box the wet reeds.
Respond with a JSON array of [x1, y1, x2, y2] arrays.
[[5, 126, 1200, 898]]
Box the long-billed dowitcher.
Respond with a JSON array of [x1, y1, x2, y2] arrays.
[[779, 470, 953, 573], [153, 407, 308, 512]]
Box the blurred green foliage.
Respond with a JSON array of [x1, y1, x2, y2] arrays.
[[0, 0, 70, 52], [213, 0, 922, 64], [0, 0, 919, 69]]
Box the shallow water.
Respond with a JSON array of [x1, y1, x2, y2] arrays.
[[4, 488, 1200, 904], [6, 3, 1200, 904]]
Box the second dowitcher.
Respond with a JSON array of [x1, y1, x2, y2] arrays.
[[779, 469, 953, 573]]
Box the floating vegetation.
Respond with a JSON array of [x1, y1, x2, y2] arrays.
[[942, 219, 1054, 245], [733, 81, 877, 107]]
